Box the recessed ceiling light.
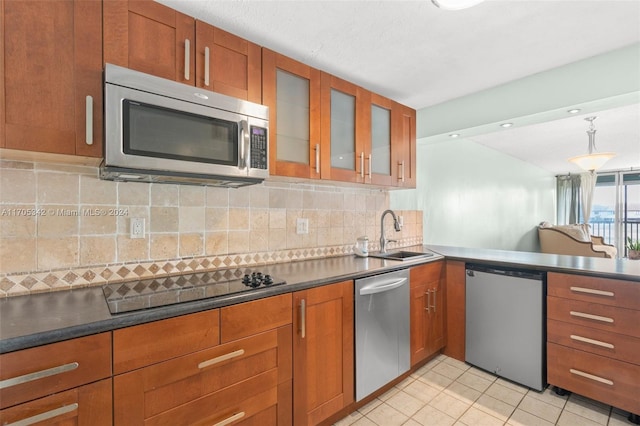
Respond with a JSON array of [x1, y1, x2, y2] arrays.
[[567, 109, 581, 114], [500, 123, 513, 128], [449, 133, 460, 138], [431, 0, 485, 10]]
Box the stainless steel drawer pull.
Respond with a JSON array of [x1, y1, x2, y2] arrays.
[[204, 46, 210, 86], [184, 39, 191, 81], [300, 299, 306, 339], [85, 95, 93, 145], [6, 403, 78, 426], [431, 289, 437, 312], [315, 144, 320, 175], [570, 311, 614, 323], [570, 334, 614, 349], [569, 368, 613, 386], [213, 411, 245, 426], [570, 286, 614, 297], [198, 349, 245, 369], [0, 362, 79, 390]]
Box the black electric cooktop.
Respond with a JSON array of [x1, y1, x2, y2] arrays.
[[102, 268, 285, 314]]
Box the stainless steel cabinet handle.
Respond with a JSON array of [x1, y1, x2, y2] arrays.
[[570, 311, 614, 323], [569, 368, 613, 385], [368, 154, 372, 180], [401, 161, 405, 183], [5, 403, 78, 426], [204, 46, 210, 86], [198, 349, 245, 369], [570, 334, 614, 349], [431, 289, 437, 312], [300, 299, 306, 338], [0, 362, 79, 390], [315, 144, 320, 175], [360, 152, 364, 178], [184, 39, 191, 81], [213, 411, 245, 426], [85, 95, 93, 145], [570, 286, 614, 297], [425, 291, 430, 313]]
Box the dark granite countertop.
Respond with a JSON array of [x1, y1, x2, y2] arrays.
[[2, 245, 639, 354], [0, 248, 442, 354]]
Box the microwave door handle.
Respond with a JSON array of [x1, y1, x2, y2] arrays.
[[240, 120, 249, 170]]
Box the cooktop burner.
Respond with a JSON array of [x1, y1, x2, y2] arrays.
[[102, 268, 285, 314]]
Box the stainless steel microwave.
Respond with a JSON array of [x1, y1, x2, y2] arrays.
[[101, 64, 269, 187]]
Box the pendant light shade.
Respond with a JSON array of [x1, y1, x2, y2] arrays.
[[568, 116, 616, 172], [431, 0, 485, 10]]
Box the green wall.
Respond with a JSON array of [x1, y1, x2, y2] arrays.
[[391, 139, 556, 252]]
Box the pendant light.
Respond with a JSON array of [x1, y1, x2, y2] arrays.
[[431, 0, 485, 10], [568, 116, 616, 172]]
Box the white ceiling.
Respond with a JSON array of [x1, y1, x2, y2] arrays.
[[157, 0, 640, 174]]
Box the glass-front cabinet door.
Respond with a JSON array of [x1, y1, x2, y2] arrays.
[[321, 73, 365, 183], [262, 49, 321, 179], [367, 93, 394, 186]]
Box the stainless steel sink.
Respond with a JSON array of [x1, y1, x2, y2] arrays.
[[368, 251, 434, 261]]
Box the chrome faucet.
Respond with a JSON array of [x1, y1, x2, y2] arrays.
[[379, 209, 402, 253]]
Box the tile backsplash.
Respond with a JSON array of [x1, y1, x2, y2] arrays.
[[0, 159, 422, 297]]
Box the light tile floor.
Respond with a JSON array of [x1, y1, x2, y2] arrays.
[[335, 354, 634, 426]]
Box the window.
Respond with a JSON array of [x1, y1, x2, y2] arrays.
[[589, 172, 640, 258]]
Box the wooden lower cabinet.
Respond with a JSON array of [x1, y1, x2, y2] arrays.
[[293, 280, 354, 425], [113, 294, 292, 426], [547, 272, 640, 416], [0, 378, 112, 425], [443, 260, 466, 361], [410, 261, 446, 366]]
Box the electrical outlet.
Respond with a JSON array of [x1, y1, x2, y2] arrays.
[[296, 218, 309, 235], [130, 218, 145, 239]]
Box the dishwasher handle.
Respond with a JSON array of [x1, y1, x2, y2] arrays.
[[359, 277, 407, 295]]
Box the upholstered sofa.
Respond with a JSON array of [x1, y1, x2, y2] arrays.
[[538, 222, 617, 258]]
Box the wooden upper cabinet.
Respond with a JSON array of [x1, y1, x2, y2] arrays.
[[262, 49, 322, 179], [320, 72, 367, 183], [103, 0, 195, 85], [2, 0, 102, 157], [393, 103, 417, 188], [195, 21, 261, 103], [365, 93, 395, 186]]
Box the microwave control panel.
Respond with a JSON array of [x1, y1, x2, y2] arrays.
[[250, 126, 268, 170]]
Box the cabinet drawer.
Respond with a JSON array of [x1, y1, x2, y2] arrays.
[[113, 309, 220, 374], [548, 272, 639, 310], [0, 333, 111, 409], [0, 378, 112, 426], [548, 343, 640, 414], [114, 327, 288, 424], [548, 319, 640, 365], [409, 261, 444, 289], [221, 294, 292, 343], [547, 296, 640, 338]]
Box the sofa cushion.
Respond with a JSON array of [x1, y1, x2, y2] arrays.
[[553, 224, 591, 242], [593, 244, 618, 258]]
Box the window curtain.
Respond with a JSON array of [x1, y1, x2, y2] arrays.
[[557, 174, 581, 225]]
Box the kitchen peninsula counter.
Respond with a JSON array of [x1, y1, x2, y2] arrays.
[[426, 245, 640, 282], [2, 245, 639, 354]]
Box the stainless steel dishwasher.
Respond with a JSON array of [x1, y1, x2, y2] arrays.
[[465, 264, 546, 391], [355, 269, 410, 401]]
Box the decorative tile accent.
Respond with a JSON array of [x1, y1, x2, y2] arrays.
[[0, 236, 422, 297]]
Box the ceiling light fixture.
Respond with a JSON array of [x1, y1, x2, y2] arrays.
[[431, 0, 485, 10], [568, 116, 616, 171], [567, 108, 581, 114], [500, 122, 513, 128], [449, 133, 460, 138]]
